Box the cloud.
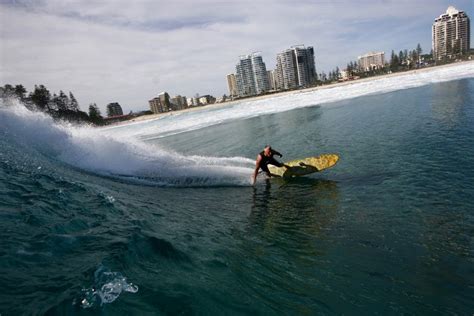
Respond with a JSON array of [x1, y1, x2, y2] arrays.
[[0, 0, 472, 112]]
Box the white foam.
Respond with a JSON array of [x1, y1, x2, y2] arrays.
[[104, 62, 474, 140], [77, 266, 138, 308], [0, 100, 254, 187]]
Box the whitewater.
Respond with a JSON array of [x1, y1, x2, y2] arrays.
[[0, 102, 254, 187]]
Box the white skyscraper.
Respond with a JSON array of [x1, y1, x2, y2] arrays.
[[276, 45, 317, 90], [432, 6, 470, 60], [235, 53, 269, 97], [357, 52, 385, 71]]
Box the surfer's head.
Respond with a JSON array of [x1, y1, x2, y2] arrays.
[[263, 145, 272, 156]]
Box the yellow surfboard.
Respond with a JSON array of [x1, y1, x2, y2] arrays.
[[268, 154, 339, 178]]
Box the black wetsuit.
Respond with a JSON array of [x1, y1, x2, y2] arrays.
[[259, 150, 284, 173]]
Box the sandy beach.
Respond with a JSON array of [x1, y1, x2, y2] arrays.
[[118, 60, 474, 126]]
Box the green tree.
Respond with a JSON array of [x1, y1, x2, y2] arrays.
[[29, 85, 51, 110], [14, 85, 27, 100], [69, 92, 79, 111], [0, 84, 15, 98], [88, 103, 103, 124], [416, 43, 422, 57], [390, 50, 399, 72], [398, 50, 404, 64], [55, 90, 69, 111]]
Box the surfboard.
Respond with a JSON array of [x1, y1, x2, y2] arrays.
[[268, 154, 339, 178]]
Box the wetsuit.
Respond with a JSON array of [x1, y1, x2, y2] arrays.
[[259, 150, 284, 174]]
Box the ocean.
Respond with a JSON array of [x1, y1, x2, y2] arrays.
[[1, 63, 474, 314]]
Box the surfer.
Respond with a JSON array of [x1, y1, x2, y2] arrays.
[[252, 145, 289, 184]]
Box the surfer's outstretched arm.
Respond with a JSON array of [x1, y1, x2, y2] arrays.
[[271, 149, 283, 157], [252, 154, 263, 185]]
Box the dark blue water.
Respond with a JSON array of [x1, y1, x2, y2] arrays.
[[1, 78, 473, 315]]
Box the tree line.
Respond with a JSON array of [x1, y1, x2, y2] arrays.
[[317, 43, 436, 84], [0, 84, 104, 125]]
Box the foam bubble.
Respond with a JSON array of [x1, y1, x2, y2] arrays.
[[77, 266, 138, 309]]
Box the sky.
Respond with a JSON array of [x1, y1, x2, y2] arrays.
[[0, 0, 472, 113]]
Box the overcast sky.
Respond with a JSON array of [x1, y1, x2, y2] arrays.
[[0, 0, 472, 112]]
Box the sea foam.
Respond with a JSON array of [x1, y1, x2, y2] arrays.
[[0, 100, 254, 187]]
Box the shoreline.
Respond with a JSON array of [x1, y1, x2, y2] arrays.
[[112, 60, 474, 127]]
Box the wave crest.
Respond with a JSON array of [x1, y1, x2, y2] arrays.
[[0, 100, 254, 187]]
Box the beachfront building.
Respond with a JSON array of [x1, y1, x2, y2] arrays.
[[106, 102, 123, 117], [170, 95, 187, 111], [149, 92, 171, 114], [340, 69, 350, 81], [357, 51, 385, 71], [198, 95, 216, 105], [226, 73, 238, 98], [275, 45, 317, 90], [432, 6, 470, 60], [251, 53, 270, 94], [267, 70, 278, 91], [186, 97, 198, 107], [235, 52, 270, 97]]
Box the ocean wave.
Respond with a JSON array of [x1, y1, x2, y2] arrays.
[[0, 100, 254, 187]]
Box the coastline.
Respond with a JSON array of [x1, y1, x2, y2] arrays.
[[113, 60, 474, 127]]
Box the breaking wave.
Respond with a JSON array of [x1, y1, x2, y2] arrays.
[[0, 100, 254, 187]]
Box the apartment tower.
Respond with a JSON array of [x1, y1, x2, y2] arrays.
[[235, 53, 270, 97], [276, 45, 317, 90], [357, 52, 385, 71], [226, 73, 238, 98], [432, 6, 470, 60]]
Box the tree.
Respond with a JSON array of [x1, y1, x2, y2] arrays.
[[399, 50, 404, 64], [88, 103, 103, 124], [321, 72, 327, 82], [390, 50, 399, 72], [0, 84, 15, 98], [29, 85, 51, 110], [69, 92, 79, 111], [14, 85, 27, 100], [54, 90, 69, 111], [416, 43, 422, 57]]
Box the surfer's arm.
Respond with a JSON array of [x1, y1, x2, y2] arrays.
[[252, 155, 262, 185], [271, 149, 283, 157]]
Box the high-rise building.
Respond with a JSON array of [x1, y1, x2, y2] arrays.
[[294, 46, 317, 87], [357, 51, 385, 71], [170, 95, 187, 110], [106, 102, 123, 117], [149, 92, 171, 113], [432, 6, 470, 60], [226, 73, 238, 97], [267, 70, 278, 91], [275, 45, 317, 90], [251, 53, 270, 94], [276, 49, 297, 90], [235, 52, 269, 97]]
